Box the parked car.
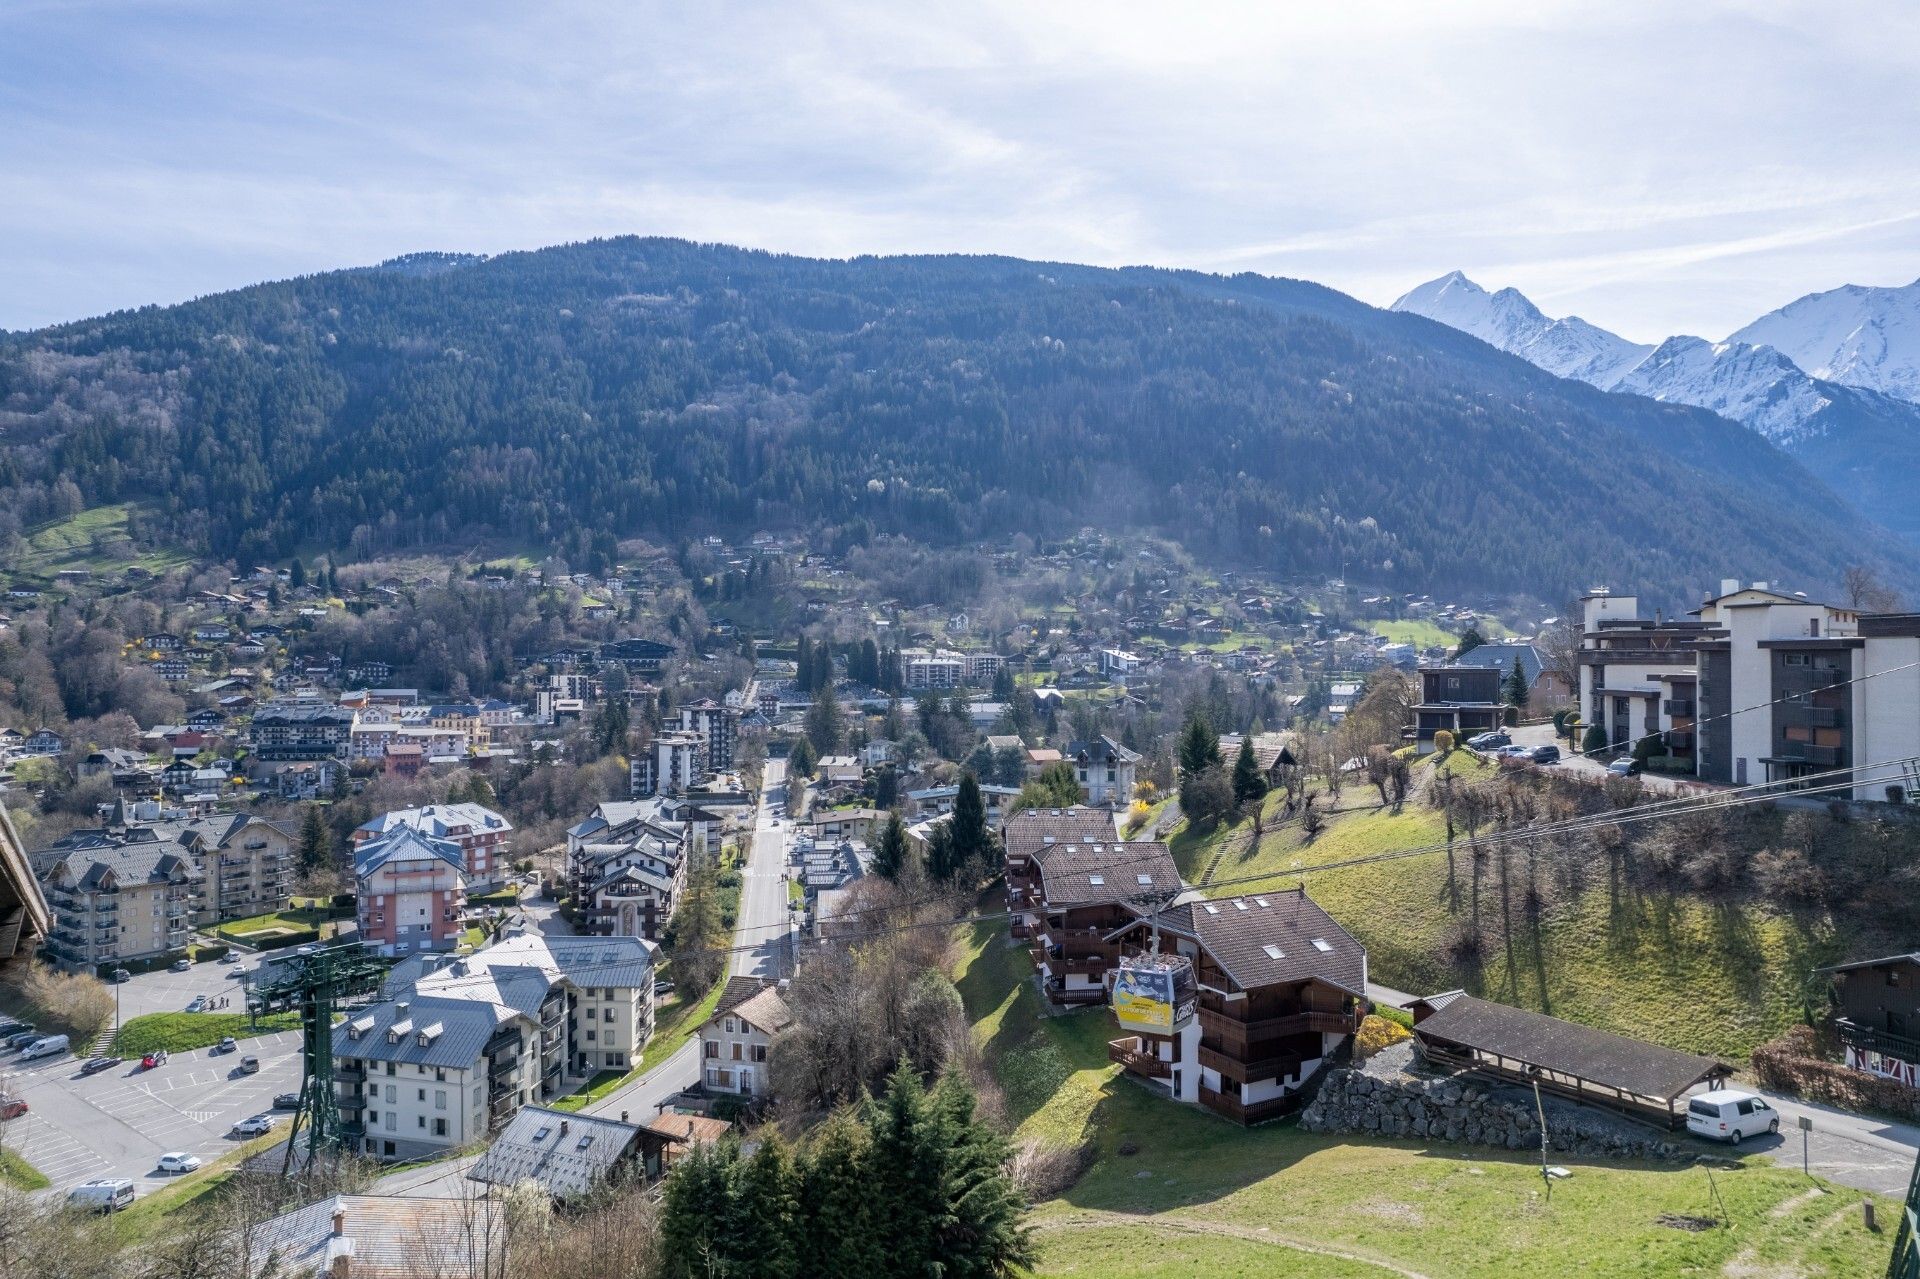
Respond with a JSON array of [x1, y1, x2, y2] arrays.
[[1468, 732, 1511, 750], [67, 1179, 135, 1213], [223, 953, 243, 966], [238, 1055, 260, 1074], [111, 968, 131, 983], [0, 1095, 27, 1121], [18, 1034, 70, 1060], [155, 1152, 202, 1175], [272, 1092, 301, 1110], [3, 1028, 38, 1050], [186, 996, 207, 1013], [294, 945, 318, 957], [78, 1056, 123, 1077], [1497, 744, 1534, 760], [231, 1114, 275, 1137], [653, 979, 675, 996], [1530, 745, 1562, 764], [1686, 1089, 1779, 1144], [215, 1037, 237, 1053], [141, 1054, 161, 1070], [1606, 757, 1641, 777], [0, 1016, 30, 1036], [169, 959, 192, 972]]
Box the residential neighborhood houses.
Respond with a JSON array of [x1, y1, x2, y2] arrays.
[[0, 544, 1918, 1277]]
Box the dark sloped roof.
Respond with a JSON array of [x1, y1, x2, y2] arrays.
[[1131, 889, 1366, 997], [1815, 951, 1920, 975], [1002, 806, 1120, 864], [714, 975, 775, 1020], [1412, 994, 1729, 1101], [467, 1105, 642, 1199], [1189, 890, 1367, 996], [1038, 841, 1180, 909]]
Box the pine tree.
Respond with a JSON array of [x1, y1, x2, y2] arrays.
[[927, 1072, 1035, 1278], [1504, 656, 1530, 710], [297, 804, 331, 873], [794, 1114, 883, 1278], [722, 1136, 799, 1279], [924, 820, 960, 882], [1454, 626, 1487, 658], [991, 663, 1016, 701], [948, 772, 994, 882], [1231, 738, 1267, 809], [804, 690, 844, 755], [788, 736, 818, 778], [1178, 714, 1221, 779], [873, 812, 911, 879], [873, 764, 900, 811], [795, 635, 814, 692], [660, 1139, 735, 1278]]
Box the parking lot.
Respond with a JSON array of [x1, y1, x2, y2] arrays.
[[2, 959, 304, 1200]]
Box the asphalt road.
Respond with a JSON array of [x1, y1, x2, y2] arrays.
[[730, 758, 794, 980]]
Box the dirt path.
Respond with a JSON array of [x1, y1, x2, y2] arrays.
[[1032, 1207, 1435, 1279]]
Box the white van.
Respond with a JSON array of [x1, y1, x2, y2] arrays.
[[67, 1178, 135, 1212], [19, 1034, 69, 1060], [1686, 1089, 1779, 1144]]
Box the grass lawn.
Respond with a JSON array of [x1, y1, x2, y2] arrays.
[[0, 1147, 50, 1190], [458, 925, 487, 950], [1367, 618, 1458, 650], [15, 504, 192, 575], [549, 973, 727, 1113], [468, 886, 523, 908], [114, 1011, 300, 1055], [213, 905, 332, 943], [956, 915, 1892, 1279]]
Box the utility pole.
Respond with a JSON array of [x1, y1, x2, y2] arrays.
[[249, 942, 388, 1173]]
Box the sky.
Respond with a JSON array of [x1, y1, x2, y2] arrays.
[[3, 0, 1918, 339]]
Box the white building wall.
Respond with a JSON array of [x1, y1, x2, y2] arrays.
[[1724, 611, 1775, 786], [1854, 636, 1920, 802]]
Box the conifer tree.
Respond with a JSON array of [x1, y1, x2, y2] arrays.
[[873, 811, 911, 880], [794, 1114, 883, 1278], [948, 772, 994, 881], [1178, 713, 1221, 779], [297, 804, 331, 873], [1231, 738, 1267, 809], [723, 1136, 799, 1279]]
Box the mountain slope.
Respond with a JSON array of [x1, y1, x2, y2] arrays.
[[1394, 272, 1920, 540], [1729, 278, 1920, 405], [2, 239, 1915, 605]]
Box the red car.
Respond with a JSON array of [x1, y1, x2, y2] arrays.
[[0, 1097, 27, 1121]]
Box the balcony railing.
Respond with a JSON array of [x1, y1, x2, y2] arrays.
[[1197, 1043, 1305, 1085], [1197, 1004, 1361, 1047], [1773, 745, 1845, 767], [1836, 1018, 1920, 1065], [1780, 705, 1843, 729], [1662, 699, 1695, 718], [1196, 1083, 1301, 1126], [1108, 1037, 1172, 1079]]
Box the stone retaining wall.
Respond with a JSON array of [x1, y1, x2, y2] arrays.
[[1299, 1067, 1688, 1161]]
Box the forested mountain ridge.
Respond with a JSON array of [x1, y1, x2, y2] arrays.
[[1, 237, 1913, 604]]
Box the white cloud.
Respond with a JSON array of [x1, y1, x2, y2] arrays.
[[0, 0, 1915, 336]]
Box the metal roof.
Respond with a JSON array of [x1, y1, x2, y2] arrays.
[[332, 995, 525, 1069], [467, 1105, 643, 1199]]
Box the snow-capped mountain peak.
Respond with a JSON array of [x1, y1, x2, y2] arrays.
[[1611, 336, 1832, 445], [1391, 272, 1651, 386], [1727, 277, 1920, 405]]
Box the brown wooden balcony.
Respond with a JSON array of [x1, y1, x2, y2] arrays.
[[1197, 1004, 1361, 1050], [1197, 1083, 1302, 1126], [1108, 1037, 1171, 1079], [1197, 1043, 1306, 1085]]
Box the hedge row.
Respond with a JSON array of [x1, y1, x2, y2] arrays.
[[1750, 1024, 1920, 1122]]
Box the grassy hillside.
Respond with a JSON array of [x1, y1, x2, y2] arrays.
[[955, 917, 1892, 1279], [1157, 754, 1870, 1061], [10, 504, 191, 575]]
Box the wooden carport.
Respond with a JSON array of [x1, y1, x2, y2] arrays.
[[1408, 992, 1732, 1129]]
